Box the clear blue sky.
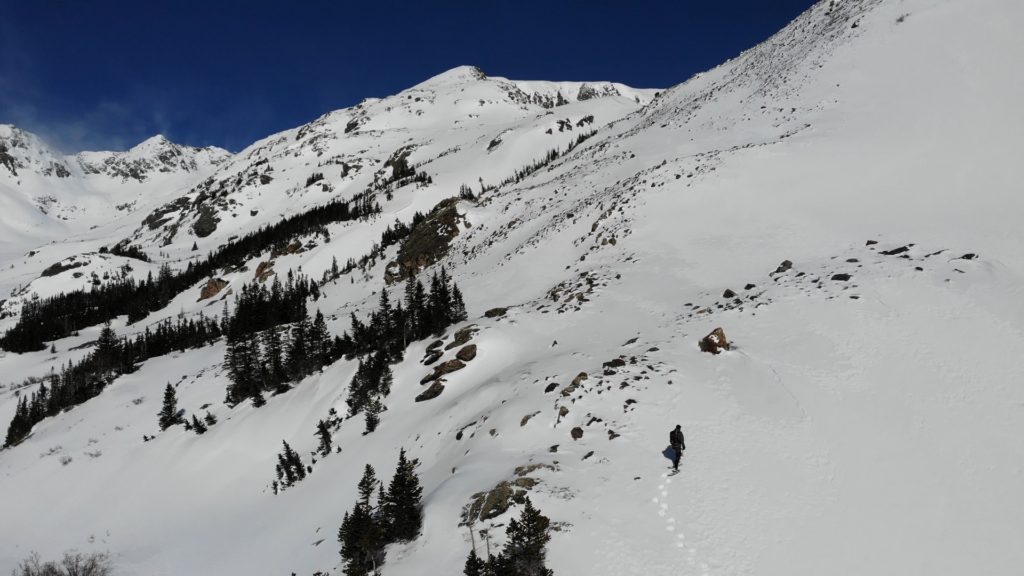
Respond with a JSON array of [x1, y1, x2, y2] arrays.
[[0, 0, 815, 152]]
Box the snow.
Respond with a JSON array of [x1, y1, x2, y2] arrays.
[[2, 0, 1024, 574]]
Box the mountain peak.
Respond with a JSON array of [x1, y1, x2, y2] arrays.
[[414, 65, 488, 89]]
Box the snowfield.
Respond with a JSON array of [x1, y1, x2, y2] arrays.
[[2, 0, 1023, 574]]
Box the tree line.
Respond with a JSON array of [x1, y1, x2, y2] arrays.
[[5, 316, 221, 447], [221, 271, 342, 406], [1, 192, 379, 353], [340, 268, 467, 432]]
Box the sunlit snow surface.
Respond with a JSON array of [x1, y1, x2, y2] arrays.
[[1, 0, 1023, 574]]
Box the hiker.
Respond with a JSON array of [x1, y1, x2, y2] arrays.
[[669, 424, 685, 471]]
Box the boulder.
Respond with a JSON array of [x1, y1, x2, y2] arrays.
[[415, 381, 445, 402], [420, 359, 466, 385], [456, 344, 477, 362], [571, 427, 584, 440], [445, 326, 478, 350], [560, 372, 588, 397], [422, 350, 444, 366], [722, 288, 736, 298], [773, 260, 793, 274], [484, 307, 508, 318], [831, 273, 852, 281], [699, 327, 730, 355], [198, 278, 229, 301]]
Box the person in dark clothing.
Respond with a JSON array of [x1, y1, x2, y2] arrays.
[[669, 424, 685, 471]]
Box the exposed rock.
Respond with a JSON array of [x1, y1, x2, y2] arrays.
[[549, 445, 559, 453], [571, 427, 584, 440], [582, 451, 595, 460], [420, 359, 466, 384], [426, 339, 445, 351], [558, 406, 569, 418], [445, 325, 478, 350], [744, 283, 756, 290], [866, 240, 878, 246], [560, 372, 588, 397], [699, 327, 730, 355], [722, 288, 737, 298], [520, 411, 540, 427], [456, 344, 478, 362], [484, 307, 508, 318], [270, 240, 303, 258], [881, 245, 910, 256], [415, 381, 445, 402], [254, 260, 275, 282], [384, 197, 466, 284], [198, 278, 229, 301], [773, 260, 793, 274], [831, 273, 852, 281], [544, 382, 559, 393], [192, 204, 219, 238], [422, 350, 444, 365], [603, 358, 626, 369], [959, 253, 977, 260], [41, 259, 87, 277]]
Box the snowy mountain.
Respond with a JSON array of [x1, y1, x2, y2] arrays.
[[2, 0, 1023, 574]]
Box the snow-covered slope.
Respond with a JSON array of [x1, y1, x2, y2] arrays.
[[0, 125, 230, 298], [2, 0, 1024, 574]]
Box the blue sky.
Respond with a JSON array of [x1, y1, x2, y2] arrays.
[[0, 0, 815, 152]]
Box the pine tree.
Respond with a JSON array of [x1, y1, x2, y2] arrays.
[[452, 282, 468, 323], [363, 398, 381, 434], [383, 448, 423, 542], [463, 549, 485, 576], [158, 383, 183, 430], [505, 498, 553, 576], [203, 411, 217, 426], [191, 414, 208, 434], [94, 321, 121, 375], [357, 464, 377, 506], [316, 419, 333, 457], [310, 310, 331, 367]]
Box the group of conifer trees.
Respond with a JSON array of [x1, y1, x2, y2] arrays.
[[464, 499, 554, 576], [339, 269, 467, 430], [158, 383, 216, 436], [0, 193, 378, 353], [5, 317, 221, 447], [222, 272, 341, 406], [338, 450, 423, 576]]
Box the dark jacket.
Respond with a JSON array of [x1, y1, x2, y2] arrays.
[[670, 429, 685, 450]]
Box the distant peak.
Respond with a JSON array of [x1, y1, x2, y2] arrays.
[[415, 65, 488, 88], [133, 134, 174, 150]]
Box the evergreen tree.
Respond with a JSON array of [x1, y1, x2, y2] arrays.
[[504, 498, 553, 576], [158, 383, 183, 430], [363, 397, 381, 434], [357, 464, 377, 506], [463, 549, 485, 576], [94, 321, 121, 375], [383, 448, 423, 541], [191, 414, 208, 434], [315, 419, 333, 457], [203, 411, 217, 426]]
